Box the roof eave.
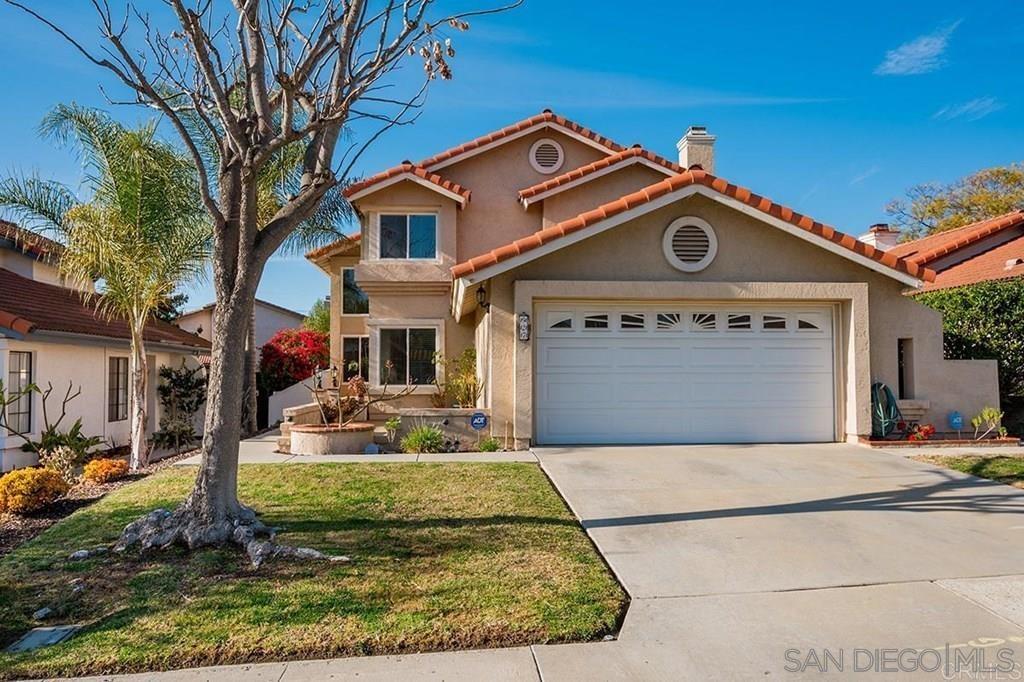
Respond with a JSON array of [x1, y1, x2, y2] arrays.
[[454, 184, 927, 292]]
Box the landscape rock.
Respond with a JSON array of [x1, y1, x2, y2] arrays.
[[31, 607, 52, 620]]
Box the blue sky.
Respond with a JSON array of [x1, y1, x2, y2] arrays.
[[1, 1, 1022, 314]]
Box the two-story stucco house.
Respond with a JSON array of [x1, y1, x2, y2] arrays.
[[307, 111, 999, 448]]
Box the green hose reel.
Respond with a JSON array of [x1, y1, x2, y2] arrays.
[[871, 382, 903, 439]]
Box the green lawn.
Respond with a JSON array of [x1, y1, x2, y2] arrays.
[[0, 463, 625, 679], [915, 454, 1024, 489]]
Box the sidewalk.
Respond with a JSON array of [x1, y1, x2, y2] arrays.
[[173, 432, 537, 465]]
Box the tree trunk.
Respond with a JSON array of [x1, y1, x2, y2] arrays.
[[128, 329, 149, 470], [241, 309, 258, 436]]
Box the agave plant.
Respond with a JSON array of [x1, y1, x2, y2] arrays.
[[0, 104, 210, 469]]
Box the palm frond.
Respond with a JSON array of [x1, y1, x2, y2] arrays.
[[0, 174, 77, 235]]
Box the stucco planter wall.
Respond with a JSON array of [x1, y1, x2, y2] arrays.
[[290, 423, 375, 455], [377, 407, 492, 450]]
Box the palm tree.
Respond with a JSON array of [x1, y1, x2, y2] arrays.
[[0, 104, 209, 470]]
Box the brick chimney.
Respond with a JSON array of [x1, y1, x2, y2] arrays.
[[676, 126, 716, 173], [859, 223, 900, 251]]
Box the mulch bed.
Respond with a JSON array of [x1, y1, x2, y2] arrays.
[[0, 449, 198, 559]]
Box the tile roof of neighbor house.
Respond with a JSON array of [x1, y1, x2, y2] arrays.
[[304, 233, 361, 261], [888, 210, 1024, 265], [451, 168, 936, 283], [0, 221, 64, 261], [518, 146, 682, 202], [885, 210, 1024, 292], [342, 163, 471, 204], [0, 268, 210, 349], [918, 236, 1024, 291]]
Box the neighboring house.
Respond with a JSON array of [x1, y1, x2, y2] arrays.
[[176, 298, 306, 348], [307, 110, 998, 447], [0, 224, 210, 471], [876, 211, 1024, 292]]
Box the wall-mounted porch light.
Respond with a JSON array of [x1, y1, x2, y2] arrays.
[[517, 312, 531, 342], [475, 286, 490, 311]]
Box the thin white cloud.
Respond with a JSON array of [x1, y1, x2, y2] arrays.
[[933, 96, 1005, 121], [433, 58, 840, 110], [849, 165, 881, 186], [875, 21, 962, 76]]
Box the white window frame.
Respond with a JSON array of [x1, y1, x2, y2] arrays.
[[340, 335, 370, 381], [371, 211, 440, 262], [5, 349, 34, 435], [341, 268, 369, 317], [367, 319, 444, 393]]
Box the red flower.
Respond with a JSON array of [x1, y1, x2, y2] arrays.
[[259, 328, 330, 393]]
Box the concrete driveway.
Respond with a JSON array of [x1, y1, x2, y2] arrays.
[[533, 444, 1024, 678]]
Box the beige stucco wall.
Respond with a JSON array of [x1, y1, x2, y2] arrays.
[[482, 194, 998, 446], [0, 337, 195, 471], [541, 163, 668, 227], [437, 130, 609, 261]]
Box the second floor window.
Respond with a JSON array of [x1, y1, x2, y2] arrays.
[[379, 214, 437, 260], [342, 268, 369, 315]]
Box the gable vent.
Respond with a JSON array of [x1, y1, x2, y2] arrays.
[[662, 217, 718, 272], [529, 138, 564, 174]]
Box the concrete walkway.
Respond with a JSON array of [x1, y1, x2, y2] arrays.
[[173, 431, 537, 465], [79, 443, 1024, 680]]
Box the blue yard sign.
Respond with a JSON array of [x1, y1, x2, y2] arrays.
[[470, 412, 488, 431]]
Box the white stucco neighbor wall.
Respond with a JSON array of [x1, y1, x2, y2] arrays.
[[0, 337, 198, 471], [176, 300, 305, 348]]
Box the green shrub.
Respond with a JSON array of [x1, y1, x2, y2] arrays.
[[0, 468, 70, 514], [478, 436, 501, 452], [400, 424, 445, 454]]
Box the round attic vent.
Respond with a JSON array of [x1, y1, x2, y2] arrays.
[[663, 217, 718, 272], [529, 138, 564, 174]]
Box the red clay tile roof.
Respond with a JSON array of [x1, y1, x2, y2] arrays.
[[0, 221, 64, 262], [518, 146, 682, 202], [452, 168, 935, 283], [888, 210, 1024, 266], [418, 110, 626, 168], [918, 234, 1024, 292], [0, 268, 210, 349], [343, 163, 471, 204], [304, 233, 361, 261]]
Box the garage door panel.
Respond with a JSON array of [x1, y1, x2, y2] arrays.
[[535, 303, 836, 445]]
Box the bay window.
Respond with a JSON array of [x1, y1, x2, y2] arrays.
[[378, 328, 437, 385], [378, 213, 437, 260], [342, 336, 369, 381]]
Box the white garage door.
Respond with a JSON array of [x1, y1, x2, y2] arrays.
[[535, 303, 836, 444]]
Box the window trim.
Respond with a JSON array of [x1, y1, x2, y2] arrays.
[[341, 335, 370, 382], [5, 350, 33, 434], [108, 356, 129, 423], [367, 319, 445, 392], [341, 267, 369, 317], [372, 211, 440, 262]]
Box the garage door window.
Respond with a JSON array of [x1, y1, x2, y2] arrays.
[[620, 313, 646, 330], [691, 312, 717, 331]]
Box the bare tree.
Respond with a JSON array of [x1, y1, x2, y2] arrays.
[[5, 0, 519, 561]]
